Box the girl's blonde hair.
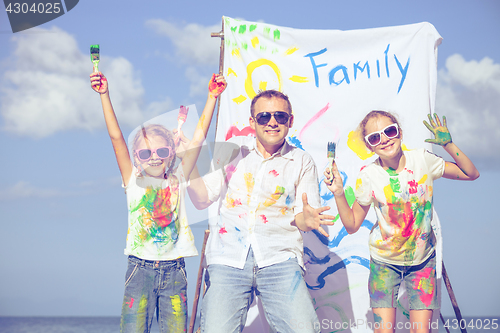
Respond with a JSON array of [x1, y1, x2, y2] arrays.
[[358, 110, 403, 149], [132, 124, 176, 178]]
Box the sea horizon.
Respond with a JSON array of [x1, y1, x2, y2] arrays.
[[0, 315, 498, 333]]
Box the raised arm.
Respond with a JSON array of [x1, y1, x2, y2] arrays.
[[423, 113, 480, 181], [180, 74, 226, 180], [90, 72, 133, 186], [181, 74, 226, 209], [324, 162, 370, 234]]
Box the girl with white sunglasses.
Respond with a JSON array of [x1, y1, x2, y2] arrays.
[[324, 110, 479, 333]]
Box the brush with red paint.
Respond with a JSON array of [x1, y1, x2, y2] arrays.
[[175, 105, 189, 142]]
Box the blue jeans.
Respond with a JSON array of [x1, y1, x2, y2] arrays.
[[200, 247, 320, 333], [120, 256, 188, 333]]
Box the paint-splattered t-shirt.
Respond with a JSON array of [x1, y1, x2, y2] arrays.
[[202, 136, 321, 269], [123, 166, 198, 261], [355, 149, 445, 266]]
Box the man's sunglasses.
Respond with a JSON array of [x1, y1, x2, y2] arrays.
[[135, 146, 173, 162], [253, 111, 291, 126], [365, 123, 399, 147]]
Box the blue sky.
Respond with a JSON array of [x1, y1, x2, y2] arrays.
[[0, 0, 499, 318]]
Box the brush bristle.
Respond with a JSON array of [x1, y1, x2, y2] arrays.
[[90, 45, 100, 61], [179, 105, 188, 115], [327, 142, 336, 158], [90, 44, 100, 54]]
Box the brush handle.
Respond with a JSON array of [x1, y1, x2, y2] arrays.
[[327, 157, 335, 175]]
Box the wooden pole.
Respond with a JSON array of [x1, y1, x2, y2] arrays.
[[188, 18, 225, 333], [211, 17, 225, 138], [442, 261, 467, 333], [188, 230, 210, 333]]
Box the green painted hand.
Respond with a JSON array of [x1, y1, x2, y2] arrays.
[[423, 113, 452, 146]]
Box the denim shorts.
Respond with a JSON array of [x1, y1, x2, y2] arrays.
[[368, 251, 439, 310], [120, 256, 188, 333]]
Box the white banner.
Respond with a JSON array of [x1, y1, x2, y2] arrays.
[[214, 16, 443, 332]]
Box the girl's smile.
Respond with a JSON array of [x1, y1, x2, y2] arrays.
[[135, 136, 174, 178]]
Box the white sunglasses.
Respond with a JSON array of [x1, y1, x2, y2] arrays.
[[364, 123, 399, 147]]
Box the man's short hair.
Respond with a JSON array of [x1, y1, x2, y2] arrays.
[[250, 90, 292, 116]]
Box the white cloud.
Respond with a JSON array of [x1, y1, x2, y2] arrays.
[[0, 177, 123, 201], [0, 181, 69, 200], [145, 19, 221, 66], [436, 54, 500, 169], [0, 26, 168, 138]]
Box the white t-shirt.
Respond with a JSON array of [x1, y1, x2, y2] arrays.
[[202, 136, 321, 269], [123, 166, 198, 260], [355, 148, 445, 266]]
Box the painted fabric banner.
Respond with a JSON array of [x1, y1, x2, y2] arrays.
[[213, 16, 443, 332]]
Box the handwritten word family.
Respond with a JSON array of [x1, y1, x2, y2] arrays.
[[305, 44, 410, 93]]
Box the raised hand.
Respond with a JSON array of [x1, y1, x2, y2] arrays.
[[324, 162, 345, 197], [295, 193, 335, 237], [208, 73, 227, 98], [173, 129, 190, 160], [90, 72, 108, 94], [423, 113, 452, 146]]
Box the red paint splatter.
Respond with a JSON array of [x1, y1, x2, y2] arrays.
[[219, 227, 227, 234], [298, 103, 330, 140], [408, 180, 418, 194], [153, 187, 174, 227], [412, 267, 435, 307], [125, 298, 134, 308], [269, 170, 279, 177], [225, 125, 255, 141], [259, 215, 269, 223], [405, 168, 414, 174]]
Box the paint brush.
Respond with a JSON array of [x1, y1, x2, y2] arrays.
[[175, 105, 189, 142], [327, 141, 336, 176], [90, 44, 100, 72], [90, 44, 100, 89]]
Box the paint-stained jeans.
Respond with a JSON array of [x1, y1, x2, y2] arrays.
[[120, 256, 188, 333], [200, 247, 320, 333], [369, 251, 439, 310]]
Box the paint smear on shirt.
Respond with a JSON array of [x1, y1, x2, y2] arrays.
[[225, 164, 237, 183], [244, 173, 255, 203], [259, 214, 269, 223], [226, 194, 242, 208], [263, 186, 285, 207], [269, 170, 279, 177]]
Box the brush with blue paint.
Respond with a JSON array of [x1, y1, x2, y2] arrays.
[[327, 141, 336, 176]]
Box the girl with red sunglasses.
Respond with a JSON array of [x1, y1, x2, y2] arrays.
[[324, 110, 479, 333]]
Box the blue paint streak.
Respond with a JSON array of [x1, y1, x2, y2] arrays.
[[306, 255, 370, 290], [394, 54, 410, 93], [288, 271, 302, 299], [287, 136, 304, 150], [312, 219, 374, 248], [304, 48, 328, 87]]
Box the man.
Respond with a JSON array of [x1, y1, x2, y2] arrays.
[[188, 90, 334, 333]]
